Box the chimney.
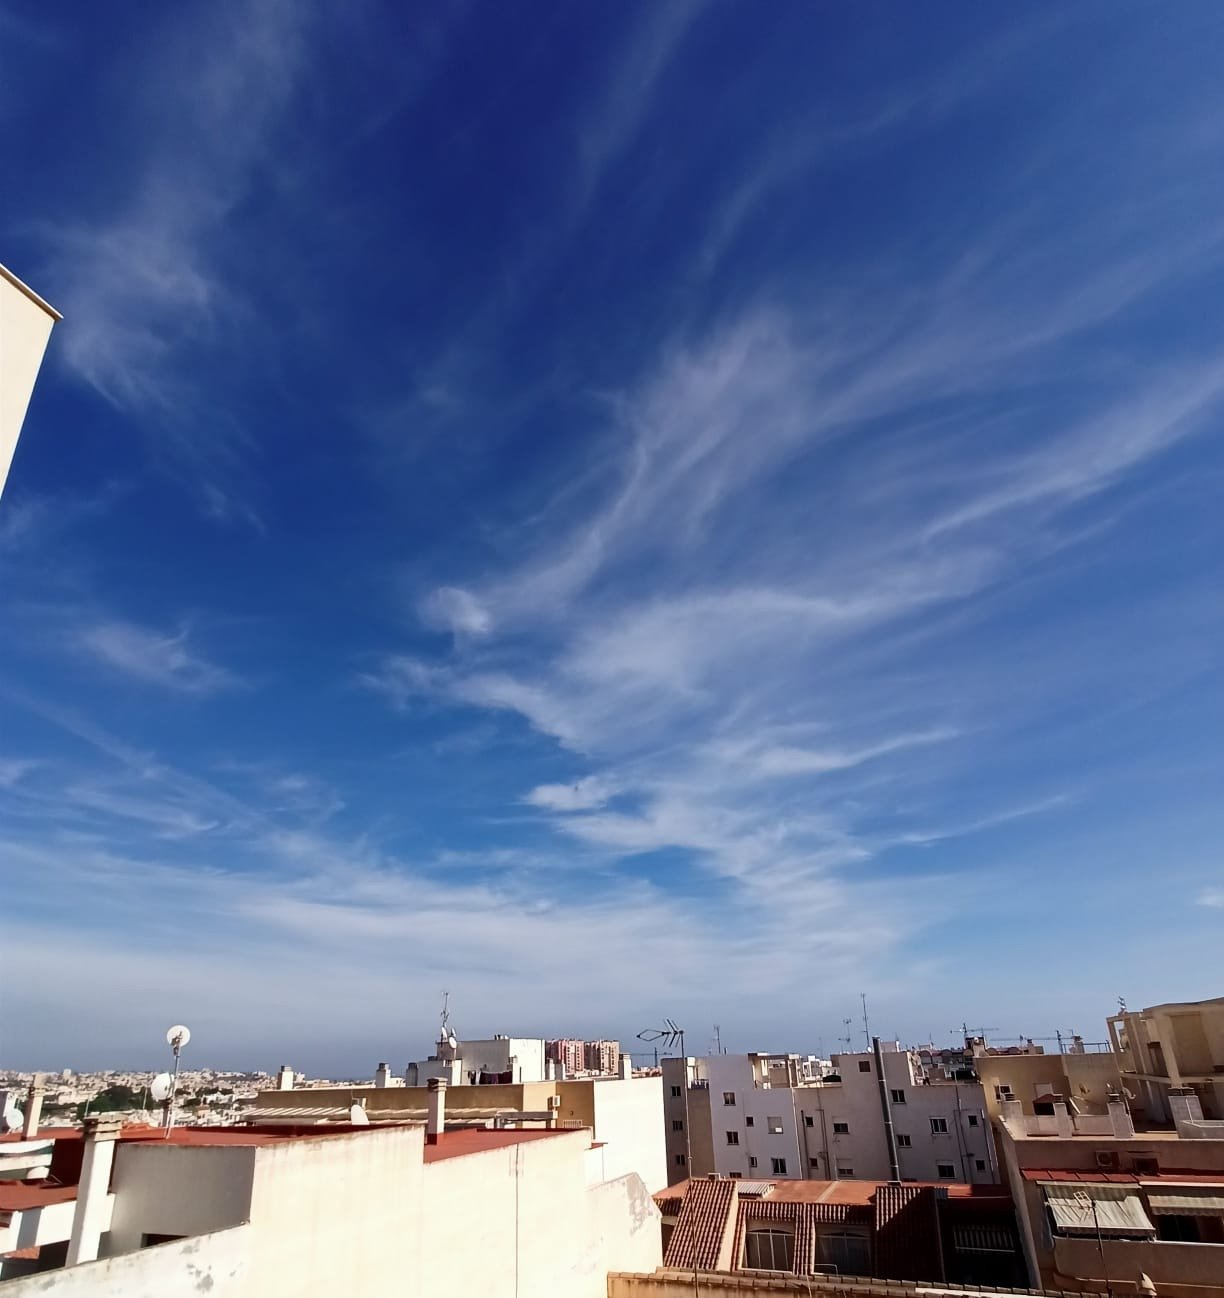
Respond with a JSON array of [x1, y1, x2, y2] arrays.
[[375, 1062, 392, 1089], [426, 1077, 446, 1144], [66, 1115, 123, 1266], [276, 1065, 295, 1091], [618, 1053, 631, 1080], [1107, 1092, 1135, 1139], [22, 1076, 45, 1138]]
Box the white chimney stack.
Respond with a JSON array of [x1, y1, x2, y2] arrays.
[[277, 1066, 295, 1091], [22, 1076, 45, 1138], [67, 1115, 122, 1265], [426, 1077, 446, 1145], [375, 1062, 392, 1088]]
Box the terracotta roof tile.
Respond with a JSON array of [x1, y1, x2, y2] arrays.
[[665, 1177, 738, 1270]]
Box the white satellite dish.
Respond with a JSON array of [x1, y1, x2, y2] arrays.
[[0, 1101, 23, 1133], [447, 1034, 457, 1049], [349, 1103, 370, 1126], [150, 1073, 174, 1103], [166, 1025, 191, 1052]]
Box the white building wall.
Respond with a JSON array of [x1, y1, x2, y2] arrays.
[[590, 1076, 667, 1193], [0, 1226, 252, 1298], [807, 1049, 994, 1183], [0, 264, 58, 501], [704, 1056, 805, 1180], [420, 1128, 659, 1298]]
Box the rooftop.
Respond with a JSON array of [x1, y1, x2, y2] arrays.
[[658, 1176, 1010, 1209], [422, 1127, 574, 1163]]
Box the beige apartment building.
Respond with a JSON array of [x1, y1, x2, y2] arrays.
[[1108, 997, 1224, 1126], [0, 262, 59, 501]]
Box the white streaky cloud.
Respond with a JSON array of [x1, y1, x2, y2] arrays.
[[37, 0, 311, 515], [1198, 889, 1224, 910], [524, 775, 619, 813], [79, 620, 238, 694], [708, 729, 961, 780], [421, 585, 493, 637]]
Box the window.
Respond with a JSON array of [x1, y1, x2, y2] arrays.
[[804, 1115, 814, 1128], [937, 1163, 956, 1179], [771, 1157, 787, 1175], [748, 1156, 758, 1168], [967, 1113, 979, 1127], [896, 1133, 912, 1147], [930, 1117, 949, 1134], [745, 1115, 754, 1127], [672, 1119, 684, 1132], [723, 1091, 736, 1106], [858, 1060, 871, 1073], [975, 1159, 987, 1172], [729, 1171, 743, 1179], [675, 1153, 686, 1166], [767, 1116, 784, 1134], [726, 1130, 739, 1146], [837, 1163, 855, 1177], [809, 1156, 820, 1169], [833, 1121, 849, 1134], [889, 1088, 906, 1104], [670, 1086, 681, 1098], [818, 1230, 870, 1275], [745, 1226, 794, 1272]]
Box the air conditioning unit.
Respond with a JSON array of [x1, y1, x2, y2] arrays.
[[1095, 1151, 1120, 1171], [547, 1095, 561, 1110], [1132, 1155, 1159, 1176]]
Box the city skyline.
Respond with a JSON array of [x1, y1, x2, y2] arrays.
[[3, 1, 1223, 1070]]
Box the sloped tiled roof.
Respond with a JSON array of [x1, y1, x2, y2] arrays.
[[664, 1176, 738, 1270]]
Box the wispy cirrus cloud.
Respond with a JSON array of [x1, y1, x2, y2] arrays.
[[79, 620, 239, 694]]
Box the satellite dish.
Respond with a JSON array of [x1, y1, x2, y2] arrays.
[[0, 1101, 23, 1133], [166, 1025, 191, 1052], [150, 1073, 174, 1103], [447, 1034, 457, 1049], [349, 1103, 370, 1126]]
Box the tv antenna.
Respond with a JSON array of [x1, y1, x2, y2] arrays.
[[860, 993, 871, 1050], [163, 1024, 191, 1135], [439, 991, 458, 1050], [639, 1019, 688, 1173], [840, 1018, 853, 1051]]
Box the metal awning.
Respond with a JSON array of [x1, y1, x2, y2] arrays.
[[1146, 1190, 1224, 1216], [1042, 1183, 1155, 1236]]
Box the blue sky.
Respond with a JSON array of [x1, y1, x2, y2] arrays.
[[2, 1, 1222, 1074]]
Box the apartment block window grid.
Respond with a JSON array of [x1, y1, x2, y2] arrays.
[[771, 1157, 787, 1175], [937, 1163, 956, 1179], [832, 1121, 849, 1134], [896, 1133, 912, 1147]]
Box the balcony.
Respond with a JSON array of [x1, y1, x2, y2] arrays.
[[1053, 1236, 1224, 1290]]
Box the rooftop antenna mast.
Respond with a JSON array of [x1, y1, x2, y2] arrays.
[[439, 991, 457, 1052], [163, 1025, 191, 1136], [712, 1024, 724, 1055], [639, 1019, 688, 1170], [840, 1019, 854, 1051], [860, 993, 871, 1050]]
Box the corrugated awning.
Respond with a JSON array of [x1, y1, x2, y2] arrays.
[[1042, 1183, 1155, 1236], [1147, 1190, 1224, 1216]]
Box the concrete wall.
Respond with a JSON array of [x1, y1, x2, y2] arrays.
[[106, 1143, 257, 1254], [0, 1226, 252, 1298], [0, 265, 58, 501], [420, 1127, 660, 1298], [245, 1126, 424, 1298], [1051, 1234, 1224, 1296], [588, 1077, 667, 1193]]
